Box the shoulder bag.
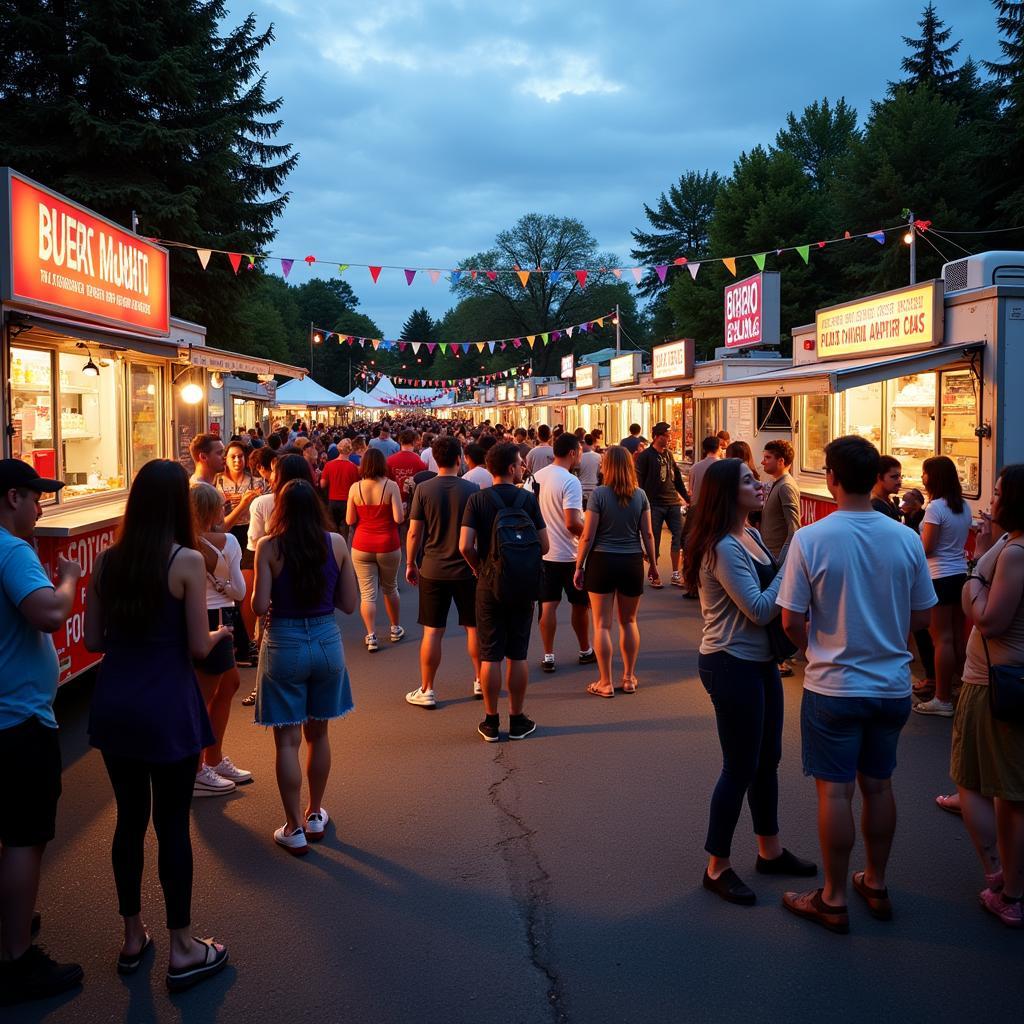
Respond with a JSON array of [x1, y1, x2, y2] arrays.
[[974, 539, 1024, 723]]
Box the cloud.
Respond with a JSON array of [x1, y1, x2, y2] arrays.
[[519, 55, 623, 102]]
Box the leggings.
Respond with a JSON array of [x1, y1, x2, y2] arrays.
[[697, 651, 783, 858], [101, 752, 198, 930], [914, 628, 936, 680]]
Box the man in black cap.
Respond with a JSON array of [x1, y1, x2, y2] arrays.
[[634, 423, 689, 588], [0, 461, 84, 1005]]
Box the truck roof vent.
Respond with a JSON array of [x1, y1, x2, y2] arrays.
[[943, 258, 969, 294], [942, 250, 1024, 294]]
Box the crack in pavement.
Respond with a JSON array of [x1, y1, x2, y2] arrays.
[[488, 745, 569, 1024]]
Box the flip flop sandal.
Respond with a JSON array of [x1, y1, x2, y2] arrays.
[[934, 794, 962, 817], [782, 888, 849, 934], [852, 871, 893, 921], [117, 932, 153, 975], [621, 678, 638, 694], [586, 682, 615, 699], [166, 937, 229, 993]]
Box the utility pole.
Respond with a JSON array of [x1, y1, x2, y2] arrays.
[[908, 210, 917, 285], [615, 303, 621, 355]]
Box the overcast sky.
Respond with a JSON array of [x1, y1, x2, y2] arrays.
[[223, 0, 1001, 337]]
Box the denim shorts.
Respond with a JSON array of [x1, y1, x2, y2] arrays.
[[800, 690, 911, 783], [255, 615, 354, 727]]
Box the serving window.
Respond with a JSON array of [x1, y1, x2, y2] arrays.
[[800, 394, 831, 476], [10, 346, 58, 502]]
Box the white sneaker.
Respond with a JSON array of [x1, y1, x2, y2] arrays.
[[671, 570, 684, 588], [473, 679, 483, 700], [390, 625, 406, 643], [211, 757, 252, 785], [305, 807, 329, 842], [194, 764, 236, 797], [406, 687, 437, 708], [913, 697, 955, 717], [273, 824, 308, 856], [365, 633, 379, 652]]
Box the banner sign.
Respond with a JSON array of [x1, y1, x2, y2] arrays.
[[651, 338, 695, 382], [815, 280, 943, 361], [575, 365, 597, 389], [560, 354, 574, 380], [522, 381, 532, 398], [724, 272, 780, 348], [2, 169, 170, 335], [610, 352, 641, 386], [496, 385, 509, 402]]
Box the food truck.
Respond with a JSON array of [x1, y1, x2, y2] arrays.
[[689, 254, 1024, 523], [1, 168, 305, 683]]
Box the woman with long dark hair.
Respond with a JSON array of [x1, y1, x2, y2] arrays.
[[573, 445, 658, 696], [253, 480, 358, 856], [914, 455, 973, 717], [346, 447, 405, 652], [682, 458, 815, 906], [84, 460, 231, 991]]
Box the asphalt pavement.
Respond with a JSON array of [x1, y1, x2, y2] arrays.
[[9, 559, 1024, 1024]]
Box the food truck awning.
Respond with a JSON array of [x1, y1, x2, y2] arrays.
[[691, 343, 985, 400], [274, 376, 347, 407], [178, 343, 306, 380]]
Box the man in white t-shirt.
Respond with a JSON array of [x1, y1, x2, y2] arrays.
[[578, 435, 602, 509], [777, 435, 936, 934], [534, 434, 594, 673], [462, 443, 492, 489], [525, 425, 555, 483]]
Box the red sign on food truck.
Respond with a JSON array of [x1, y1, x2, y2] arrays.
[[724, 271, 780, 348]]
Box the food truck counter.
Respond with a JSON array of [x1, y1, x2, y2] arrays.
[[34, 498, 126, 537]]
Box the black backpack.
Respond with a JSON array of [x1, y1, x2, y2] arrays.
[[480, 488, 542, 603]]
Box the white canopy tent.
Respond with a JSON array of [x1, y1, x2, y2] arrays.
[[274, 376, 348, 408]]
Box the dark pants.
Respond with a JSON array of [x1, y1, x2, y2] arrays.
[[650, 504, 683, 560], [101, 752, 199, 930], [328, 500, 348, 541], [230, 525, 253, 659], [698, 651, 783, 858], [914, 628, 936, 679]]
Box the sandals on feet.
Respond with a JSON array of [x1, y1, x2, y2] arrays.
[[935, 793, 962, 816], [852, 871, 893, 921], [621, 677, 638, 694], [166, 937, 228, 992], [117, 932, 153, 975], [586, 682, 615, 699], [782, 888, 849, 934]]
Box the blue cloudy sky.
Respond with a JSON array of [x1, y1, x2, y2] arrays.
[[223, 0, 1001, 337]]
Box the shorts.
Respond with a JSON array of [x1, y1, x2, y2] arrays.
[[584, 550, 644, 598], [650, 504, 684, 554], [352, 548, 401, 605], [328, 500, 347, 534], [476, 590, 533, 662], [195, 607, 236, 675], [418, 575, 477, 629], [231, 525, 254, 571], [932, 573, 967, 606], [951, 682, 1024, 801], [540, 561, 589, 606], [255, 615, 354, 727], [0, 716, 62, 846], [800, 690, 911, 783]]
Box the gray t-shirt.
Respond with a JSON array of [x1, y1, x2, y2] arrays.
[[409, 475, 479, 580], [588, 485, 650, 555]]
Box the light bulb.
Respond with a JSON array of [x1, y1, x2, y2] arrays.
[[180, 382, 204, 405], [903, 231, 914, 245]]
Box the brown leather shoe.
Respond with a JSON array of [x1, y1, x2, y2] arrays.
[[852, 871, 893, 920], [782, 888, 849, 934]]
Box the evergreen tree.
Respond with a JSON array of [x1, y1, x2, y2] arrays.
[[0, 0, 296, 349], [629, 170, 721, 298], [774, 98, 860, 189], [895, 3, 961, 93], [399, 308, 439, 368], [986, 0, 1024, 221]]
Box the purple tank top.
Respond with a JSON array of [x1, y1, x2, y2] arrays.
[[270, 532, 339, 618]]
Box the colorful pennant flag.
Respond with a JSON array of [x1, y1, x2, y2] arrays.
[[687, 262, 700, 281], [517, 270, 530, 288], [612, 268, 622, 279], [228, 252, 242, 275], [575, 270, 588, 289], [429, 269, 440, 284], [631, 267, 643, 284], [280, 258, 293, 278], [369, 266, 383, 283], [549, 270, 562, 284], [796, 244, 810, 264], [723, 257, 737, 277], [752, 253, 767, 272], [196, 249, 212, 270], [404, 269, 416, 286], [451, 270, 462, 285], [655, 265, 668, 283], [867, 230, 886, 244]]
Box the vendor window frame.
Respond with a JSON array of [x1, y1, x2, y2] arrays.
[[8, 345, 59, 505], [799, 393, 832, 477]]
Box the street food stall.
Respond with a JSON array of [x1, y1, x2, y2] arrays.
[[644, 338, 696, 463], [273, 375, 347, 427], [1, 167, 305, 682], [689, 260, 1024, 523]]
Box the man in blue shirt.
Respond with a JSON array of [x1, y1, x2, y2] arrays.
[[0, 461, 83, 1005], [369, 424, 400, 457]]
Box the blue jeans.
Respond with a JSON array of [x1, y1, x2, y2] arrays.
[[650, 504, 683, 559], [255, 615, 353, 727], [698, 650, 784, 858]]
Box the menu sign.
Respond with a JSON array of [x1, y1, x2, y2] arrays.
[[815, 281, 942, 361], [560, 354, 574, 380], [496, 385, 508, 402], [651, 338, 695, 381], [2, 170, 169, 335], [610, 352, 640, 386], [724, 272, 780, 348], [575, 365, 596, 389], [522, 381, 532, 398]]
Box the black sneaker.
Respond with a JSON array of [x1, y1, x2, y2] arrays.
[[241, 687, 257, 707], [0, 945, 83, 1006], [508, 714, 536, 740], [478, 717, 500, 743], [578, 649, 597, 665]]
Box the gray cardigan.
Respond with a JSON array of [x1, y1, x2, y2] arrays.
[[698, 531, 781, 661], [760, 473, 801, 560]]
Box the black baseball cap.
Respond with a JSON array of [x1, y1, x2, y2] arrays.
[[0, 459, 65, 494], [652, 422, 672, 437]]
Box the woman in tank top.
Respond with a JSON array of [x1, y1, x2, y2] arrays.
[[84, 460, 231, 991], [253, 480, 358, 856], [346, 447, 405, 652]]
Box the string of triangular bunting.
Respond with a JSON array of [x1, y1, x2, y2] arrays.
[[359, 362, 529, 389], [154, 219, 919, 287], [312, 313, 617, 358]]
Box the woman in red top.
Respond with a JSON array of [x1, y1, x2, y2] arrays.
[[346, 447, 405, 652]]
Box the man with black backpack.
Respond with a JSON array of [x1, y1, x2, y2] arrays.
[[460, 443, 549, 742]]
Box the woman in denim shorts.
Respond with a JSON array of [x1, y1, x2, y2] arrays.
[[252, 480, 358, 856]]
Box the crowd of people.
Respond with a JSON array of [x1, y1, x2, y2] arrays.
[[1, 409, 1022, 1006]]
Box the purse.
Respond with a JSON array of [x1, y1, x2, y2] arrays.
[[974, 539, 1024, 723]]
